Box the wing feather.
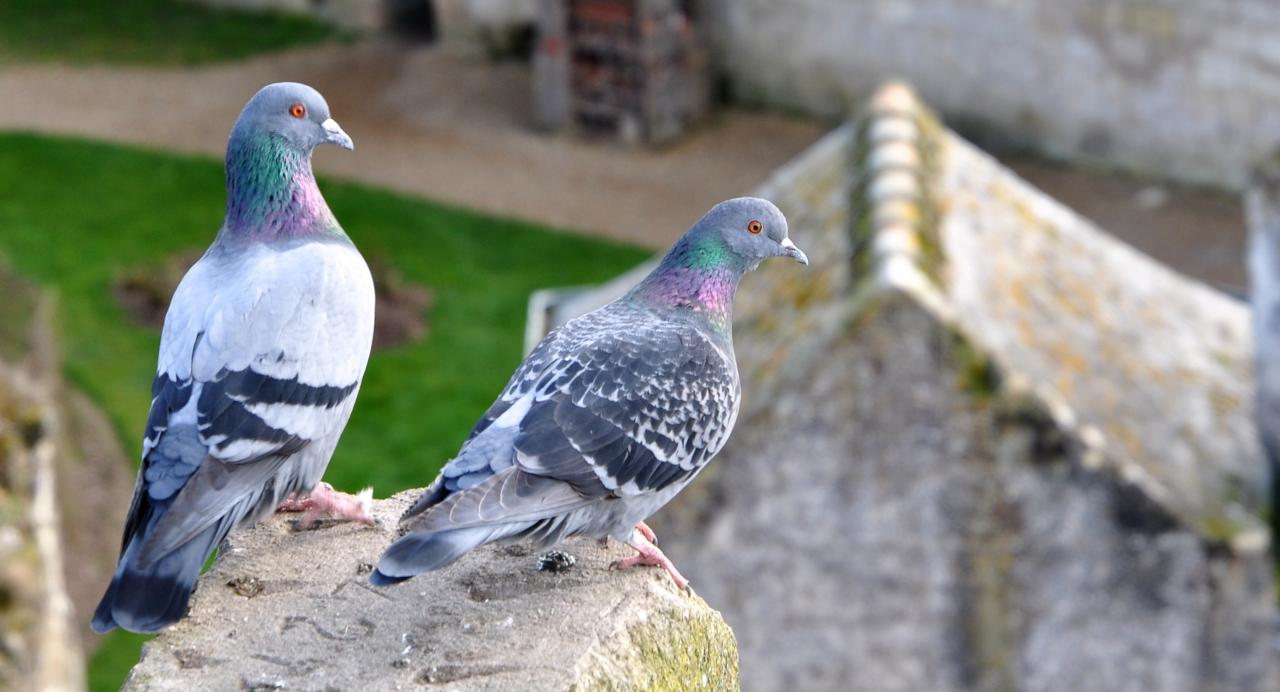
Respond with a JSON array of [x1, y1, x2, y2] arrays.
[[404, 306, 739, 533], [119, 239, 374, 559]]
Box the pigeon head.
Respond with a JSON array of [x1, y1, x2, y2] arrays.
[[690, 197, 808, 269], [221, 83, 352, 242], [231, 82, 353, 153], [631, 197, 807, 334]]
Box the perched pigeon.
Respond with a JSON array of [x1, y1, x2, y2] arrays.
[[1247, 157, 1280, 546], [373, 197, 807, 589], [92, 83, 376, 634]]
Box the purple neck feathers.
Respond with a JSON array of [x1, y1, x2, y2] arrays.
[[221, 132, 343, 242], [631, 233, 746, 335]]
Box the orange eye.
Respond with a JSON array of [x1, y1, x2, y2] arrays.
[[289, 102, 306, 118], [747, 219, 764, 234]]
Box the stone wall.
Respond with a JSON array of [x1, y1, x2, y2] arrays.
[[124, 491, 739, 690], [700, 0, 1280, 188], [0, 271, 85, 692], [0, 265, 158, 690]]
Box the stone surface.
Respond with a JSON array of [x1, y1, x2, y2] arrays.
[[533, 83, 1279, 690], [124, 491, 738, 691], [701, 0, 1280, 188], [0, 269, 86, 692]]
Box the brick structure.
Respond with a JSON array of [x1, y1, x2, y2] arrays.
[[533, 0, 710, 143]]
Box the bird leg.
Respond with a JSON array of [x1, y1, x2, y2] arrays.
[[611, 527, 690, 592], [634, 520, 657, 544], [277, 482, 375, 529]]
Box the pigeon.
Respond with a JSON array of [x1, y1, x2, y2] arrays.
[[373, 197, 807, 590], [92, 83, 376, 634], [1247, 157, 1280, 548]]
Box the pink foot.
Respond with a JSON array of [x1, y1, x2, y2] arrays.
[[277, 482, 375, 530], [610, 527, 690, 592]]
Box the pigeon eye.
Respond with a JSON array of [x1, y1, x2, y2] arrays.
[[747, 219, 764, 234], [289, 102, 306, 118]]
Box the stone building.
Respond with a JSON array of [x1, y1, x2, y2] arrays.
[[197, 1, 1280, 183], [528, 83, 1279, 690], [696, 0, 1280, 189]]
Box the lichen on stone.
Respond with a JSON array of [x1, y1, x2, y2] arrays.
[[573, 606, 739, 691]]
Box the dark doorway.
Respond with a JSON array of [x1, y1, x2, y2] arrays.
[[386, 0, 437, 42]]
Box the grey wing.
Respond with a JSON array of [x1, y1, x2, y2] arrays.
[[462, 325, 571, 443], [513, 326, 740, 498], [397, 324, 576, 521], [128, 360, 365, 564], [401, 322, 739, 534]]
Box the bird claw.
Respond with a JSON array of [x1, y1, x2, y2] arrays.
[[610, 527, 690, 592], [278, 482, 375, 529]]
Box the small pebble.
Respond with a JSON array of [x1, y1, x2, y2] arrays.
[[226, 576, 264, 598], [537, 550, 577, 573]]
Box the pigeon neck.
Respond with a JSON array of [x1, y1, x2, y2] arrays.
[[631, 233, 745, 335], [221, 132, 343, 242]]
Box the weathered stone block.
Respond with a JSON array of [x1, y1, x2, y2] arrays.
[[124, 491, 738, 691]]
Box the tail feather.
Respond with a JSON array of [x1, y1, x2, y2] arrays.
[[372, 524, 528, 586], [91, 517, 227, 634]]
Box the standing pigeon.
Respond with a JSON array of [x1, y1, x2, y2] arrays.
[[373, 197, 807, 589], [1247, 156, 1280, 548], [92, 83, 376, 634]]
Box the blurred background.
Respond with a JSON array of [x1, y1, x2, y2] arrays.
[[0, 1, 1273, 690]]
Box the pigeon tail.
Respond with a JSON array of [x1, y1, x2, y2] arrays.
[[91, 512, 229, 634], [371, 524, 528, 586]]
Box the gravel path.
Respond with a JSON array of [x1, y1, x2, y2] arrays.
[[0, 39, 1245, 283], [0, 39, 825, 248]]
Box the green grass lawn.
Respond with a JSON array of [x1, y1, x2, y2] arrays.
[[0, 0, 341, 65], [0, 132, 649, 690]]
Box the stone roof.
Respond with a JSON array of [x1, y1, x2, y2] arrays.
[[511, 81, 1280, 690], [534, 82, 1266, 551], [856, 83, 1263, 548]]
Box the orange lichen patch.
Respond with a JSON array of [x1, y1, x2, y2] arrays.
[[1207, 384, 1244, 416], [1047, 270, 1105, 320], [1053, 373, 1077, 400], [788, 271, 837, 310], [744, 310, 780, 336], [1108, 424, 1148, 464]]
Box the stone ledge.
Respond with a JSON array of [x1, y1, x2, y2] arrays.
[[124, 491, 738, 691]]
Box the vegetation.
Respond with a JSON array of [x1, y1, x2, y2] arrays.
[[0, 0, 341, 65], [0, 133, 649, 690]]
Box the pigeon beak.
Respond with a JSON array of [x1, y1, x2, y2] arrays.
[[780, 237, 809, 265], [321, 118, 354, 151]]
